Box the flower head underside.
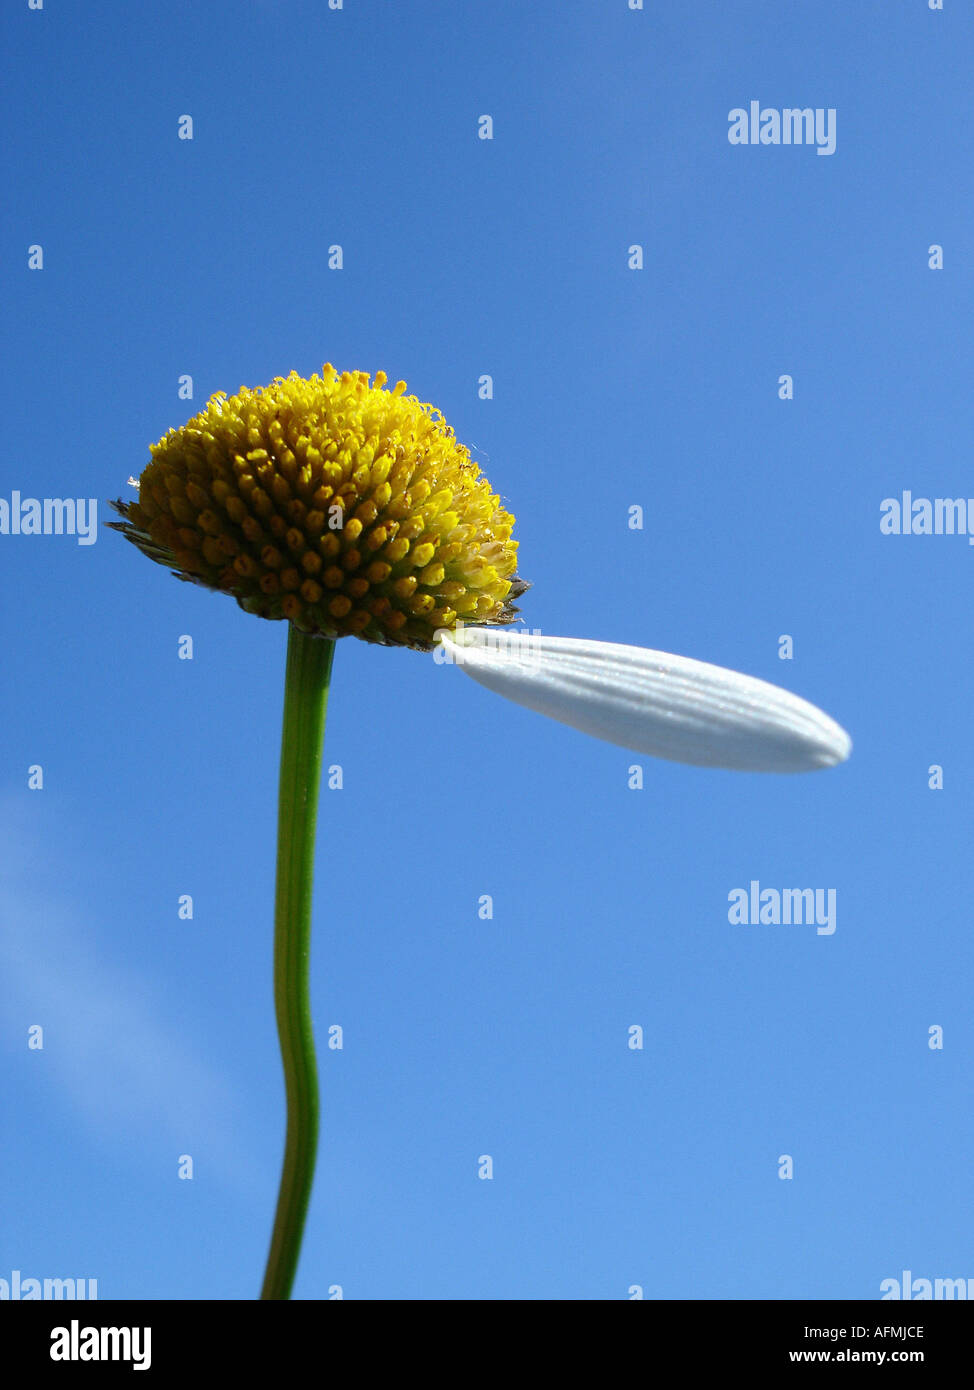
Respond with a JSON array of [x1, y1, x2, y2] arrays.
[[110, 366, 525, 649]]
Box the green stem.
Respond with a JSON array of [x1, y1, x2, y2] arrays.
[[260, 626, 336, 1300]]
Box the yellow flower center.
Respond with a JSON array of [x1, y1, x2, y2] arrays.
[[110, 366, 524, 648]]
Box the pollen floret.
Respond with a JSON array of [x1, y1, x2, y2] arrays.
[[110, 366, 524, 649]]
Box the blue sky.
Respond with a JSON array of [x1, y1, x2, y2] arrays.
[[2, 0, 972, 1300]]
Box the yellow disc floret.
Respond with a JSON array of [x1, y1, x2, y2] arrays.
[[110, 366, 526, 649]]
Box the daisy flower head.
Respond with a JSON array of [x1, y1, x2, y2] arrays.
[[110, 366, 525, 650]]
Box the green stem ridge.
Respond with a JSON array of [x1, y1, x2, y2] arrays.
[[260, 626, 335, 1301]]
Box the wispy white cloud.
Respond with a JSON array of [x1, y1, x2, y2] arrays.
[[0, 795, 270, 1202]]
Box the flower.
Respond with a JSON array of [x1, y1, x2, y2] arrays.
[[111, 368, 851, 1299], [111, 365, 850, 773], [437, 627, 851, 773], [109, 366, 524, 650]]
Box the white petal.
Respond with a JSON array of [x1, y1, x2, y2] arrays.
[[440, 629, 851, 773]]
